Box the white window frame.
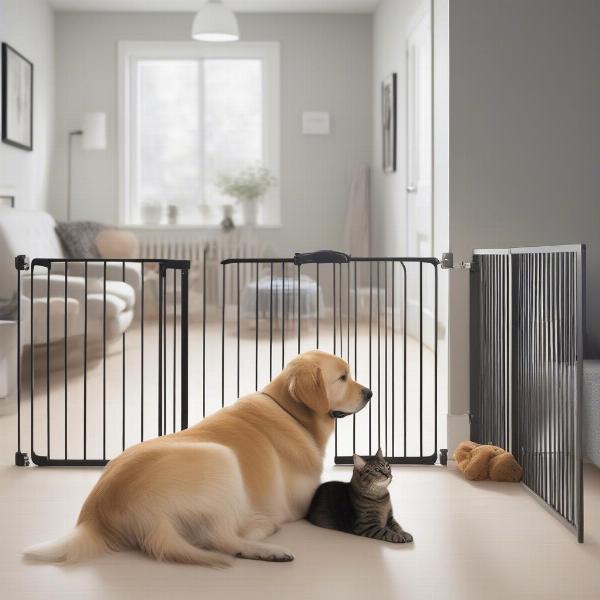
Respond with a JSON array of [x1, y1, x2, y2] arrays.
[[118, 40, 280, 227]]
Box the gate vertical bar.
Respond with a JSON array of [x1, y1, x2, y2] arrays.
[[30, 263, 34, 462], [84, 263, 88, 456], [221, 263, 226, 408], [102, 263, 107, 458], [181, 266, 189, 430], [202, 249, 206, 418], [172, 270, 177, 434], [122, 262, 126, 450], [158, 264, 164, 435], [140, 263, 144, 441], [46, 268, 50, 459], [575, 247, 585, 542], [64, 263, 68, 459]]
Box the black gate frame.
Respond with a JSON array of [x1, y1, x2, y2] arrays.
[[13, 250, 440, 468], [14, 255, 190, 467], [470, 244, 585, 542], [219, 251, 440, 465]]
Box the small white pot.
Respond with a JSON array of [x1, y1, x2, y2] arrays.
[[240, 198, 260, 226], [141, 204, 163, 225]]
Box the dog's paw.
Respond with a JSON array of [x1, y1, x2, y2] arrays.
[[266, 551, 294, 562], [236, 543, 294, 562]]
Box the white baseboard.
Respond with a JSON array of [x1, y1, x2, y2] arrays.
[[446, 413, 470, 456]]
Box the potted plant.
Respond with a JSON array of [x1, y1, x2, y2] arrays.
[[216, 165, 276, 227]]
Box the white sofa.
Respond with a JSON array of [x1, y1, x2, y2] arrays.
[[0, 208, 141, 345]]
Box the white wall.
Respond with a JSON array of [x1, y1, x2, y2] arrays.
[[433, 0, 449, 449], [370, 0, 425, 257], [371, 0, 450, 448], [0, 0, 54, 211], [447, 0, 600, 436], [50, 12, 372, 256]]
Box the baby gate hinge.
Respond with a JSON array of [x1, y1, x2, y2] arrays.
[[15, 451, 30, 466], [441, 252, 473, 271], [15, 255, 29, 271]]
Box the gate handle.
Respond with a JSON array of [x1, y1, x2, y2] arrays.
[[294, 251, 350, 265]]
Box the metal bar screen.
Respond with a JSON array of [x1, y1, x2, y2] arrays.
[[14, 256, 190, 467], [216, 251, 439, 465], [471, 245, 585, 541]]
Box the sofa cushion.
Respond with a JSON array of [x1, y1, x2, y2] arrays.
[[55, 221, 107, 259], [30, 297, 79, 344], [86, 308, 134, 339], [86, 279, 136, 309], [0, 208, 65, 301], [86, 293, 127, 319], [95, 229, 139, 259]]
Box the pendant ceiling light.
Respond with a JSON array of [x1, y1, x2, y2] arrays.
[[192, 0, 240, 42]]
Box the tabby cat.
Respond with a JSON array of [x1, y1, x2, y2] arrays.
[[306, 448, 413, 543]]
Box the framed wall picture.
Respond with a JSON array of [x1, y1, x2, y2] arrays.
[[1, 43, 34, 151], [381, 73, 397, 173]]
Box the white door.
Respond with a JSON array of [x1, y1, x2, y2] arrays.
[[406, 10, 434, 346]]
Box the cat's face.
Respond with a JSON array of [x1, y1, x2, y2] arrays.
[[352, 448, 392, 491]]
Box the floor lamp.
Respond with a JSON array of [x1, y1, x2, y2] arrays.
[[67, 112, 106, 221]]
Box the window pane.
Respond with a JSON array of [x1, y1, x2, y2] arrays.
[[204, 59, 263, 207], [137, 60, 201, 221], [133, 57, 265, 225]]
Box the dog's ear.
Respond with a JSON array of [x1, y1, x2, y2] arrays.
[[287, 357, 328, 414]]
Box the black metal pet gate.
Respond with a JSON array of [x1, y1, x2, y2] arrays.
[[13, 256, 190, 467], [12, 244, 587, 541], [470, 244, 585, 542], [13, 251, 440, 468]]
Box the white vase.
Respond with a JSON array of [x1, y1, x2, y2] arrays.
[[141, 204, 163, 225], [241, 198, 260, 226]]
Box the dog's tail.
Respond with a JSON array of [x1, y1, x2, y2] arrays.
[[23, 517, 232, 568], [23, 522, 107, 564]]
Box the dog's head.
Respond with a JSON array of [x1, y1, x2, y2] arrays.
[[284, 350, 372, 418]]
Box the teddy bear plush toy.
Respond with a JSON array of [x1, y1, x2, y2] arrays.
[[453, 441, 522, 482]]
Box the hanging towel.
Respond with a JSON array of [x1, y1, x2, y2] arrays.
[[342, 165, 371, 257]]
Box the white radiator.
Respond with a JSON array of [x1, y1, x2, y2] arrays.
[[133, 228, 271, 307]]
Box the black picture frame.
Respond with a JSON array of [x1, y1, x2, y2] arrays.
[[381, 72, 397, 173], [2, 43, 34, 151]]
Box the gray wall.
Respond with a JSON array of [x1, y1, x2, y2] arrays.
[[448, 0, 600, 421], [0, 0, 54, 211], [371, 0, 450, 446], [50, 12, 372, 256]]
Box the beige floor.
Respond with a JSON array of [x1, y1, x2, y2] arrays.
[[1, 320, 600, 599], [1, 454, 600, 600]]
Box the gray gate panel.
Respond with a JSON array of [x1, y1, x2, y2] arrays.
[[471, 245, 584, 542]]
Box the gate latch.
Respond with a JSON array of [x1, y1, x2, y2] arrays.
[[441, 252, 472, 271]]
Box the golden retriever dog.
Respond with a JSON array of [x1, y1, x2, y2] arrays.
[[24, 350, 371, 566]]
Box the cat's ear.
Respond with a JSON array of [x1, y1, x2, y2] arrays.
[[376, 447, 383, 460], [353, 454, 367, 470]]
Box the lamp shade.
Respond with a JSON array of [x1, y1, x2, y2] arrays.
[[192, 0, 240, 42], [81, 112, 106, 150]]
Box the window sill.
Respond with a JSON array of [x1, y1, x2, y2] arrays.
[[123, 223, 282, 231]]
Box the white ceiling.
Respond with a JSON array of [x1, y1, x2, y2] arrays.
[[48, 0, 380, 13]]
